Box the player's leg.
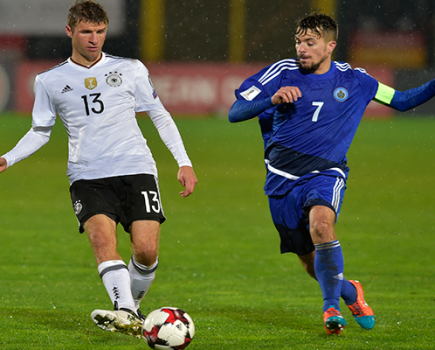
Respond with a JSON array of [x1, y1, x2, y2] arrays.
[[84, 214, 137, 312], [270, 192, 345, 334], [297, 235, 374, 330], [71, 179, 142, 337], [84, 215, 144, 337], [297, 251, 363, 306], [306, 175, 374, 332], [269, 189, 317, 277], [129, 220, 161, 313], [71, 178, 137, 312], [120, 174, 166, 314], [309, 204, 347, 334], [84, 213, 120, 263], [298, 251, 316, 279], [303, 174, 349, 334], [86, 216, 143, 337], [308, 205, 342, 306]]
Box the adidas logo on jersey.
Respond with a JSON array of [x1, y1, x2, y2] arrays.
[[61, 85, 73, 93]]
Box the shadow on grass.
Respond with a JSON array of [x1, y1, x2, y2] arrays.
[[0, 306, 145, 349]]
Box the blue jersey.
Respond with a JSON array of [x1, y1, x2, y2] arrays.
[[258, 107, 275, 148], [235, 59, 379, 196]]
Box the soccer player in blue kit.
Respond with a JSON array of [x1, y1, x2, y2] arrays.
[[229, 12, 435, 335]]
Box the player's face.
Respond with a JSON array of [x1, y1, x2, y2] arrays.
[[295, 29, 336, 74], [66, 20, 107, 66]]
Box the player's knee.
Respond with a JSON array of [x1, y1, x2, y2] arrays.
[[310, 219, 335, 242], [134, 248, 158, 267], [88, 230, 115, 250]]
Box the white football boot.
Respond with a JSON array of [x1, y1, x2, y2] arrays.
[[91, 308, 144, 338]]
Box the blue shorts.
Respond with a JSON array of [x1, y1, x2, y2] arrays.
[[268, 174, 346, 256]]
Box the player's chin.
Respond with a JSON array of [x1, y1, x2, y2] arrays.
[[299, 60, 310, 68], [300, 62, 317, 73], [86, 49, 101, 59]]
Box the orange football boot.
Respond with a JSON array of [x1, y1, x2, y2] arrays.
[[347, 280, 375, 330], [323, 305, 347, 335]]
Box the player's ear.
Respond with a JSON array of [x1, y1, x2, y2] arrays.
[[65, 25, 73, 38], [327, 40, 337, 54]]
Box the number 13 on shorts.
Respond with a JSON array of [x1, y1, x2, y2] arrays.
[[141, 191, 161, 213]]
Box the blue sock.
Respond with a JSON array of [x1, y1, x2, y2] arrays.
[[341, 279, 357, 305], [314, 240, 344, 312]]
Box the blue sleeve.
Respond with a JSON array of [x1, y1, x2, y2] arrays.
[[354, 67, 379, 103], [229, 60, 287, 122], [258, 107, 275, 148], [228, 98, 274, 123], [389, 80, 435, 112]]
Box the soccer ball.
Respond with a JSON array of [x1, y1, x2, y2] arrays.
[[143, 307, 195, 350]]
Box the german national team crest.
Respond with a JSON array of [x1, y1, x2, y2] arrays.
[[85, 77, 97, 90], [73, 200, 83, 215], [334, 87, 348, 102], [106, 71, 123, 87]]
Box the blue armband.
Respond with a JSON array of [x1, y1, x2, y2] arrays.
[[228, 98, 274, 123]]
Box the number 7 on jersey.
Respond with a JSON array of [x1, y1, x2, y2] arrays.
[[312, 101, 324, 122]]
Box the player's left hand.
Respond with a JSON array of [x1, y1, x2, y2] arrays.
[[272, 86, 302, 105], [178, 166, 198, 198], [0, 157, 7, 174]]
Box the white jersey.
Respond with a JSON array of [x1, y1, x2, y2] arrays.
[[5, 53, 192, 184]]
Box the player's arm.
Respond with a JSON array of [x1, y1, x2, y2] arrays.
[[134, 60, 197, 197], [228, 86, 302, 123], [374, 80, 435, 111], [228, 97, 274, 123], [147, 107, 197, 197], [0, 126, 52, 173]]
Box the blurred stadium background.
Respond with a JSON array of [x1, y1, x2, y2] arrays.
[[0, 0, 434, 117]]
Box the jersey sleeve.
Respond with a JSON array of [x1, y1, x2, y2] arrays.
[[234, 64, 278, 102], [353, 68, 379, 103], [32, 75, 57, 127], [2, 75, 54, 167], [131, 60, 192, 167], [133, 60, 164, 112], [229, 62, 285, 122], [1, 126, 51, 168], [374, 80, 435, 112], [147, 108, 192, 168]]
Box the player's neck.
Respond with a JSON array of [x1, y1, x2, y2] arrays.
[[70, 52, 103, 68], [314, 59, 332, 75]]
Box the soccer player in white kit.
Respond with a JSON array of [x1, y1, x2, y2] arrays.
[[0, 0, 197, 338]]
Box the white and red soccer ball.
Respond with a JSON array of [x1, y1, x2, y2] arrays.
[[143, 307, 195, 350]]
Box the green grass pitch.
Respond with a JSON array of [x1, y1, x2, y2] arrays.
[[1, 113, 434, 349]]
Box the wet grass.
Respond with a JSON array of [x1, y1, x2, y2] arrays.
[[1, 113, 435, 349]]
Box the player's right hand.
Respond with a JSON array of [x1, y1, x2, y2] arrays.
[[272, 86, 302, 105], [0, 157, 7, 173], [177, 166, 198, 198]]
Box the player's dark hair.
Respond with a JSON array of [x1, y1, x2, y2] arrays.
[[67, 0, 109, 31], [296, 11, 338, 41]]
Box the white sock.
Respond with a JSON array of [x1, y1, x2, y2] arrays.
[[98, 260, 136, 311], [128, 255, 158, 309]]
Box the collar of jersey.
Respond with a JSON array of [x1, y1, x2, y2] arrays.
[[69, 52, 106, 69], [299, 61, 336, 80]]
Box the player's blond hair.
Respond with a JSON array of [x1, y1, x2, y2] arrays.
[[67, 0, 109, 32]]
